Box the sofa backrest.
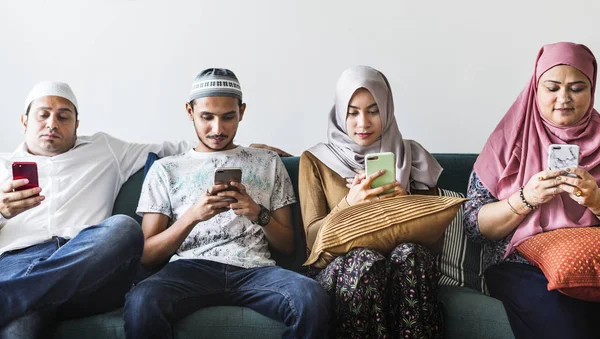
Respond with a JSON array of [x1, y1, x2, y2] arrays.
[[112, 153, 478, 273], [433, 153, 478, 195]]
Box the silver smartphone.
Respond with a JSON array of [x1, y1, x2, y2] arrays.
[[548, 144, 579, 177], [214, 167, 242, 202]]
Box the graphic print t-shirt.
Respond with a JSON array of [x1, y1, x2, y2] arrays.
[[137, 146, 296, 268]]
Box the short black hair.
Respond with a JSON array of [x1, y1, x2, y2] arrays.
[[25, 101, 79, 120]]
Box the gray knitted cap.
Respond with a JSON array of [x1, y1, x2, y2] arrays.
[[189, 68, 242, 102]]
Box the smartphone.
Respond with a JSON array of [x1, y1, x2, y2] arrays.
[[548, 144, 579, 177], [214, 167, 242, 202], [365, 152, 396, 194], [12, 162, 39, 195]]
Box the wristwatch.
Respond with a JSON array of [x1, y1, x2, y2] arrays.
[[253, 204, 271, 227]]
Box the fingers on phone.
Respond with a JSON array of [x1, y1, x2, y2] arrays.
[[565, 167, 585, 178], [11, 195, 43, 210], [230, 182, 246, 192], [209, 184, 229, 194], [14, 187, 42, 200], [208, 201, 231, 210], [557, 175, 581, 187], [364, 171, 384, 186], [2, 179, 28, 193]]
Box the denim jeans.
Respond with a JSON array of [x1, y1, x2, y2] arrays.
[[124, 259, 329, 339], [0, 215, 144, 337]]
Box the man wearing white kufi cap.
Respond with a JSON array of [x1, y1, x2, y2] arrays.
[[0, 80, 197, 337], [0, 80, 291, 337], [20, 81, 80, 157]]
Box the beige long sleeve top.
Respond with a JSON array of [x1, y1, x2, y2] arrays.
[[299, 151, 437, 251], [299, 151, 352, 250]]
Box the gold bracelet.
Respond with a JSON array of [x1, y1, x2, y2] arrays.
[[506, 199, 523, 215]]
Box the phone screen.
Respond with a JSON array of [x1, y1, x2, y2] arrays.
[[12, 162, 39, 193]]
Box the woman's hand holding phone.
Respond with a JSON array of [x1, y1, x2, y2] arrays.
[[554, 167, 600, 213], [521, 167, 600, 212], [345, 170, 406, 206], [0, 178, 44, 219]]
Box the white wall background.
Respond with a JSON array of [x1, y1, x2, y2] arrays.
[[1, 0, 599, 155]]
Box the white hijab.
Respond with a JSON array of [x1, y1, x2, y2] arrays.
[[308, 65, 442, 191]]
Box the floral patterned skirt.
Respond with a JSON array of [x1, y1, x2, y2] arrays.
[[311, 243, 443, 339]]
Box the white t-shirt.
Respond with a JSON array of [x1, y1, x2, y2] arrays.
[[0, 133, 193, 256], [136, 146, 296, 268]]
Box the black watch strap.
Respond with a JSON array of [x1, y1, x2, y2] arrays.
[[254, 204, 271, 227]]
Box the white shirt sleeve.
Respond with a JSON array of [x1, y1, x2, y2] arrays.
[[0, 155, 10, 230], [0, 213, 6, 230], [101, 133, 195, 181], [136, 161, 173, 218], [270, 155, 297, 211]]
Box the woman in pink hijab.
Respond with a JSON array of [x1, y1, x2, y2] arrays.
[[464, 42, 600, 339]]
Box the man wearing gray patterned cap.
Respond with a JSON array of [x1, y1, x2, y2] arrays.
[[124, 68, 329, 339], [0, 78, 290, 338]]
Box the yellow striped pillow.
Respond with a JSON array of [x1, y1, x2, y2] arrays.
[[305, 194, 467, 269]]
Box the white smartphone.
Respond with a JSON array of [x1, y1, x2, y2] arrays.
[[214, 167, 242, 202], [548, 144, 579, 177]]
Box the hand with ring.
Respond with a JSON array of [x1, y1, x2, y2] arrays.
[[185, 183, 231, 223], [521, 169, 566, 207], [555, 167, 600, 213], [344, 170, 405, 206]]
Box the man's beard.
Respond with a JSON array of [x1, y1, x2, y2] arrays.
[[194, 125, 237, 151]]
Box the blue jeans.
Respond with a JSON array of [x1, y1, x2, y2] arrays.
[[0, 215, 144, 337], [124, 259, 329, 339]]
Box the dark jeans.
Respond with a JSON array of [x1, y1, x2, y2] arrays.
[[486, 262, 600, 339], [0, 215, 144, 338], [124, 259, 330, 339]]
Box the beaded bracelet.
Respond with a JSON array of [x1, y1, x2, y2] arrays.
[[519, 186, 538, 210]]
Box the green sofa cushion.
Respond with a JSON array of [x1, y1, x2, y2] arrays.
[[54, 307, 284, 339], [59, 153, 513, 339], [434, 153, 478, 195], [438, 286, 514, 339]]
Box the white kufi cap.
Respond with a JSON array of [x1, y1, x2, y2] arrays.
[[24, 81, 78, 112]]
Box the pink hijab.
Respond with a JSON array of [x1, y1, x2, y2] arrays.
[[474, 42, 600, 257]]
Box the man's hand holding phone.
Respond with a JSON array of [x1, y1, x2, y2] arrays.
[[186, 183, 232, 222], [0, 178, 44, 219], [345, 170, 406, 206], [217, 182, 261, 221]]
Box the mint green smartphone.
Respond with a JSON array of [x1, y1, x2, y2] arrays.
[[365, 152, 396, 194]]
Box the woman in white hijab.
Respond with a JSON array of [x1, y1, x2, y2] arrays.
[[299, 65, 443, 338]]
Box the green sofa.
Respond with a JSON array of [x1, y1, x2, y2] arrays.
[[53, 154, 515, 339]]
